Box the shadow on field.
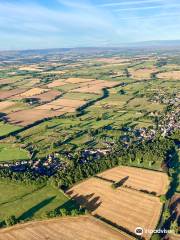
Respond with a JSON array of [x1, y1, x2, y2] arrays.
[[68, 192, 102, 212], [18, 196, 55, 220], [94, 175, 115, 183], [114, 176, 129, 188]]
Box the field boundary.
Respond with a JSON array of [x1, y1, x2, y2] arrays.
[[94, 214, 142, 239]]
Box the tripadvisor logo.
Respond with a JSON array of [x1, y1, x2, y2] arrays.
[[135, 227, 144, 236]]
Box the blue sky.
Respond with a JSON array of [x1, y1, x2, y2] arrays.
[[0, 0, 180, 50]]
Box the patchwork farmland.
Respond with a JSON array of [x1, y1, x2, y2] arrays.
[[0, 48, 179, 239], [0, 77, 119, 126]]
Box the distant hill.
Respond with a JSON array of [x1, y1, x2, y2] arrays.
[[0, 40, 180, 56], [128, 40, 180, 48]]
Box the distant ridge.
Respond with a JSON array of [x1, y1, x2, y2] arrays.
[[128, 40, 180, 47], [0, 40, 180, 54]]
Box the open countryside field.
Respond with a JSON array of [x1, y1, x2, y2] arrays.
[[0, 143, 30, 162], [67, 167, 168, 239], [0, 181, 77, 222], [0, 77, 118, 126], [129, 68, 157, 80], [97, 166, 169, 196], [0, 122, 21, 137], [0, 216, 134, 240], [157, 70, 180, 80]]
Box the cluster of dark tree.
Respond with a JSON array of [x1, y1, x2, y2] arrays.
[[52, 137, 175, 189], [44, 206, 87, 219], [2, 215, 17, 227], [0, 168, 47, 186], [119, 138, 175, 165], [0, 207, 87, 228]]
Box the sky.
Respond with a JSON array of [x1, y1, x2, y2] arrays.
[[0, 0, 180, 50]]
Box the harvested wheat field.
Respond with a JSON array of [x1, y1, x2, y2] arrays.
[[157, 71, 180, 80], [67, 175, 164, 239], [17, 87, 48, 98], [0, 216, 134, 240], [98, 166, 169, 196], [129, 68, 156, 80]]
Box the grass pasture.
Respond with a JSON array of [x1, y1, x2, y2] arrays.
[[0, 122, 21, 137], [0, 181, 75, 222], [0, 143, 29, 162]]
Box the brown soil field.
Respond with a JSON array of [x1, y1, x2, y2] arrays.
[[0, 101, 17, 111], [97, 166, 169, 196], [6, 108, 66, 126], [47, 80, 67, 88], [0, 89, 26, 99], [67, 176, 163, 239], [129, 68, 156, 80], [34, 90, 62, 103], [0, 216, 134, 240], [157, 71, 180, 80]]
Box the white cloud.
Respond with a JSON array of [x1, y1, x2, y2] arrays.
[[114, 3, 180, 11], [99, 0, 165, 7]]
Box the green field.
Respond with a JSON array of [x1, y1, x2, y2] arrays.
[[0, 122, 21, 137], [0, 181, 75, 222], [0, 143, 30, 162]]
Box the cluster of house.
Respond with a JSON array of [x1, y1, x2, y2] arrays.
[[150, 93, 180, 106], [0, 153, 67, 175], [159, 109, 180, 137]]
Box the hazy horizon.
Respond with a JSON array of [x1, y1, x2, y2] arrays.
[[1, 0, 180, 50]]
